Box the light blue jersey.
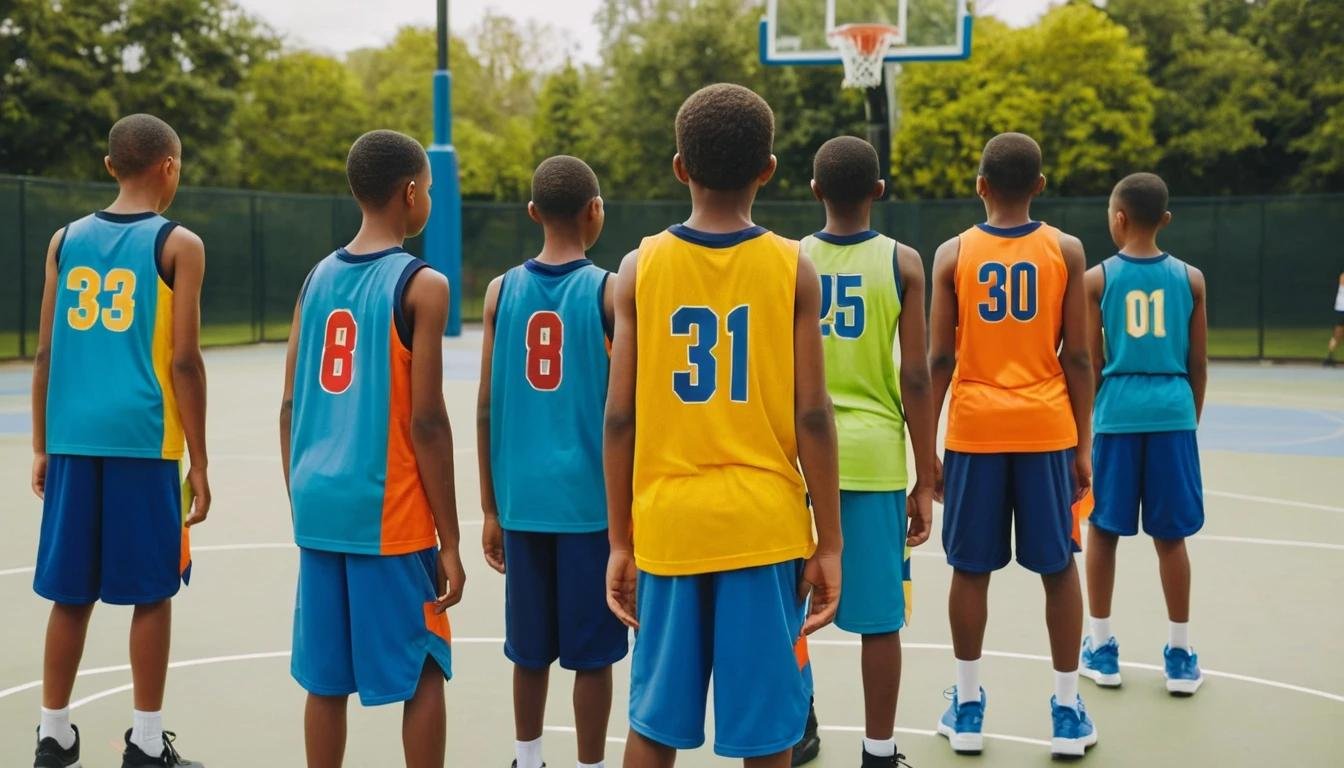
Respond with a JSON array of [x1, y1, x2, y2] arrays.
[[490, 259, 611, 533], [1094, 253, 1197, 434], [47, 211, 183, 460]]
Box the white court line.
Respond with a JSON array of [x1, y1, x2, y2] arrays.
[[1206, 490, 1344, 514], [1195, 534, 1344, 551]]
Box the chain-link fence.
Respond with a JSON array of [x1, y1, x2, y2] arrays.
[[2, 174, 1340, 360]]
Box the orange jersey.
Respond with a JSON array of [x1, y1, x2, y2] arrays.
[[945, 222, 1077, 453]]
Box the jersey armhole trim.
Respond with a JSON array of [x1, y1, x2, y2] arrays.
[[394, 259, 431, 350], [892, 241, 904, 300], [53, 225, 70, 270], [493, 271, 508, 333], [154, 221, 180, 287], [598, 272, 614, 342]]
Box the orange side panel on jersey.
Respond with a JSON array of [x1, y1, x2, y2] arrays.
[[1072, 489, 1095, 550], [794, 635, 810, 669], [423, 602, 453, 643], [380, 323, 438, 555]]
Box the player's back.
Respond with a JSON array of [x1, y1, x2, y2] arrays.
[[803, 230, 906, 489], [947, 221, 1076, 453], [490, 259, 610, 532], [289, 247, 436, 556], [632, 225, 813, 575], [1094, 253, 1196, 433], [46, 211, 183, 460]]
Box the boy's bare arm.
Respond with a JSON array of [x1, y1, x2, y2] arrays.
[[603, 252, 639, 628], [405, 269, 465, 611], [1058, 233, 1094, 497], [278, 295, 302, 494], [1187, 266, 1209, 422], [1085, 265, 1105, 391], [476, 276, 505, 573], [896, 244, 934, 547], [926, 237, 960, 500], [167, 227, 211, 526], [30, 229, 62, 499]]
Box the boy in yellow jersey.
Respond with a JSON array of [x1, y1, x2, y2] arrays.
[[604, 83, 843, 768], [928, 133, 1096, 758], [30, 114, 209, 768], [800, 137, 935, 768]]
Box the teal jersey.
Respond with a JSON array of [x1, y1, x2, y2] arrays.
[[802, 230, 906, 490], [46, 211, 183, 460], [1094, 253, 1197, 434]]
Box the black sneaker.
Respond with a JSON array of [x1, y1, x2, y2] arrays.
[[791, 698, 821, 766], [34, 724, 80, 768], [862, 746, 914, 768], [121, 730, 203, 767]]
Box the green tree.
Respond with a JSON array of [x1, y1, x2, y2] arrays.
[[533, 62, 596, 163]]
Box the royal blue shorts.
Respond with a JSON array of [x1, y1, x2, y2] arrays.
[[34, 454, 186, 606], [291, 547, 452, 706], [942, 449, 1077, 575], [503, 529, 628, 670], [1092, 431, 1204, 539], [630, 561, 809, 758], [836, 490, 907, 635]]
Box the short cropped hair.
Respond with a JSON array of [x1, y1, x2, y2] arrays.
[[1112, 172, 1169, 228], [108, 114, 180, 177], [978, 132, 1042, 200], [675, 84, 774, 191], [346, 130, 429, 207], [814, 136, 880, 206], [531, 155, 600, 219]]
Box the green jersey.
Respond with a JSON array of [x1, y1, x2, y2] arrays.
[[803, 230, 907, 490]]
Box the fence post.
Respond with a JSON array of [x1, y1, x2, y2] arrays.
[[251, 194, 263, 343], [17, 178, 27, 358], [1256, 200, 1265, 359]]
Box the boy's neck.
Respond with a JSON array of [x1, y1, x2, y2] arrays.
[[982, 197, 1034, 229], [105, 185, 163, 215], [684, 184, 757, 233], [1119, 236, 1163, 259], [821, 203, 872, 237], [346, 215, 407, 255], [535, 225, 588, 265]]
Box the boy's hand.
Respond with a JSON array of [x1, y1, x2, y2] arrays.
[[435, 547, 466, 613], [184, 465, 211, 527], [932, 456, 945, 504], [1073, 450, 1092, 502], [31, 453, 47, 500], [906, 480, 933, 547], [799, 548, 841, 635], [482, 514, 506, 574], [606, 548, 639, 629]]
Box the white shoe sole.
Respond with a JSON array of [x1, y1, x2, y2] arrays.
[[936, 720, 984, 754], [1167, 675, 1204, 695], [1080, 666, 1122, 688], [1051, 727, 1099, 758]]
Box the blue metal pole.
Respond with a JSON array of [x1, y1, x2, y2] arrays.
[[425, 0, 462, 336]]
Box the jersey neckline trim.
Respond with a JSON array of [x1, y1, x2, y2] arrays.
[[975, 221, 1043, 238], [668, 224, 768, 248], [813, 229, 880, 246], [95, 210, 158, 223], [524, 258, 592, 276], [1116, 251, 1171, 264], [337, 246, 407, 264]]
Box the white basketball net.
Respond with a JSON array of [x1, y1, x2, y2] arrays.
[[828, 24, 902, 89]]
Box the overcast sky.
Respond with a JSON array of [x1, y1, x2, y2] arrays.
[[233, 0, 1061, 61]]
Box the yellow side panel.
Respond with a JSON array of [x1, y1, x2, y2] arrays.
[[153, 279, 185, 460]]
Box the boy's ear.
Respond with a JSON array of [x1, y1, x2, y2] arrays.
[[1033, 174, 1047, 196], [527, 201, 543, 224], [672, 153, 691, 186], [756, 154, 778, 185], [1160, 210, 1173, 228], [810, 179, 824, 202], [404, 179, 417, 209], [104, 156, 117, 180], [873, 179, 887, 201], [975, 175, 988, 199], [588, 196, 604, 220]]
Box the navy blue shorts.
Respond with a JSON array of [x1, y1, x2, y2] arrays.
[[503, 530, 628, 671], [1092, 431, 1204, 539], [34, 454, 186, 605], [942, 449, 1077, 575]]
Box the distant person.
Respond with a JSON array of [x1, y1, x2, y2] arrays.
[[280, 129, 464, 768], [603, 83, 842, 768], [797, 136, 936, 768], [1080, 172, 1208, 696], [928, 133, 1097, 758], [1326, 271, 1344, 367], [30, 113, 210, 768], [476, 155, 627, 768]]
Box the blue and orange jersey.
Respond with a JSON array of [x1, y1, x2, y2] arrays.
[[1094, 253, 1196, 434], [945, 221, 1077, 453], [46, 211, 183, 460], [631, 225, 815, 576], [289, 247, 437, 556], [490, 259, 611, 533]]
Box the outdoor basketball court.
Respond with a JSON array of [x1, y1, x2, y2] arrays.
[[0, 336, 1339, 766]]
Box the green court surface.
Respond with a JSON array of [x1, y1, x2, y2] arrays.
[[0, 339, 1340, 766]]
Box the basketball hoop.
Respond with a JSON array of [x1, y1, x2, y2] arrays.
[[827, 23, 901, 89]]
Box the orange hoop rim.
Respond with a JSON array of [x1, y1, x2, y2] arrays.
[[826, 22, 903, 56]]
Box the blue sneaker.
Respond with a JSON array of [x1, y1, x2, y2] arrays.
[[1080, 636, 1122, 688], [1050, 695, 1098, 757], [936, 687, 985, 754], [1164, 645, 1204, 695]]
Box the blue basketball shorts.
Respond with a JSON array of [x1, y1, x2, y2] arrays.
[[503, 529, 628, 670], [34, 454, 186, 606], [1092, 431, 1204, 539], [836, 490, 907, 635], [291, 547, 453, 706], [629, 561, 809, 758], [942, 449, 1077, 575]]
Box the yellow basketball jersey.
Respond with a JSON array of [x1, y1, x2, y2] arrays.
[[632, 225, 815, 576]]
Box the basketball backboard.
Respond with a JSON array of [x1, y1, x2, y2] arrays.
[[761, 0, 972, 65]]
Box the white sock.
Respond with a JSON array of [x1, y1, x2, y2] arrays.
[[1169, 622, 1190, 650], [863, 737, 896, 757], [131, 710, 163, 758], [577, 762, 605, 768], [1054, 670, 1079, 708], [956, 657, 981, 703], [1090, 616, 1112, 647], [39, 707, 75, 750], [515, 737, 543, 768]]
